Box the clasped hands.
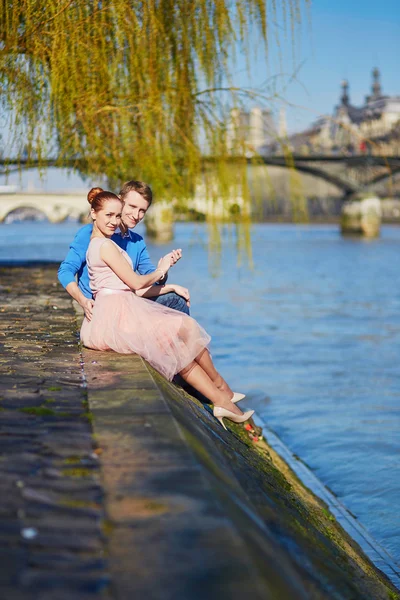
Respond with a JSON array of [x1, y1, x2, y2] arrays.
[[158, 248, 190, 307]]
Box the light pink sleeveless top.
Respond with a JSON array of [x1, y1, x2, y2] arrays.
[[86, 237, 132, 295]]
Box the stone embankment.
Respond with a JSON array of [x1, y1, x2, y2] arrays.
[[1, 265, 399, 600]]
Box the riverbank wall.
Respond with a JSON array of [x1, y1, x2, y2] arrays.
[[0, 264, 399, 599]]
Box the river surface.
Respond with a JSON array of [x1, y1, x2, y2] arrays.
[[1, 220, 400, 563]]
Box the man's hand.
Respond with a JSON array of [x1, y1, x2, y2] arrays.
[[66, 282, 95, 321], [81, 298, 94, 321], [170, 284, 190, 307]]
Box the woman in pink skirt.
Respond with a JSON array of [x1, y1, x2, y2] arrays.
[[80, 188, 254, 430]]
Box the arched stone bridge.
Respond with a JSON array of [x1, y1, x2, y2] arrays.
[[0, 160, 89, 222], [259, 155, 400, 198], [0, 193, 87, 223]]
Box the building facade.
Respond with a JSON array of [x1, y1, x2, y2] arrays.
[[289, 69, 400, 155], [227, 107, 276, 153]]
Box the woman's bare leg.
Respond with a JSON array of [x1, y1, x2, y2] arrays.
[[179, 361, 243, 415], [194, 349, 233, 396]]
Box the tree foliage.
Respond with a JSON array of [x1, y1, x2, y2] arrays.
[[0, 0, 305, 199]]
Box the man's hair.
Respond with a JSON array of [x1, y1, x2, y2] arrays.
[[119, 180, 153, 205]]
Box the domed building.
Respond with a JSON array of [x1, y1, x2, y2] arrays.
[[309, 69, 400, 155]]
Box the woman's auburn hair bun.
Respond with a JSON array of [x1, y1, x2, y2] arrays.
[[87, 187, 104, 205]]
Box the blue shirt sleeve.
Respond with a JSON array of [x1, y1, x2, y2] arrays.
[[136, 236, 169, 283], [119, 231, 156, 274], [136, 241, 156, 275], [58, 224, 92, 292], [123, 232, 167, 283]]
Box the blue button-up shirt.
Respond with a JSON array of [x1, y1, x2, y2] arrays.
[[58, 224, 156, 299]]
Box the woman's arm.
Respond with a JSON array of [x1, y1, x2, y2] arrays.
[[100, 241, 170, 290], [136, 283, 190, 306], [135, 284, 173, 298]]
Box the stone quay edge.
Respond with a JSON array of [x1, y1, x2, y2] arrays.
[[0, 264, 399, 600]]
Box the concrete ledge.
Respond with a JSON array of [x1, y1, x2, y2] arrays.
[[83, 348, 399, 600], [1, 265, 398, 599]]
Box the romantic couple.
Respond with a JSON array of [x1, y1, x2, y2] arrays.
[[58, 180, 254, 430]]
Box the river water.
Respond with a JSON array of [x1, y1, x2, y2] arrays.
[[1, 220, 399, 564]]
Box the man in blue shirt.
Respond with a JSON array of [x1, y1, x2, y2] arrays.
[[58, 180, 190, 319]]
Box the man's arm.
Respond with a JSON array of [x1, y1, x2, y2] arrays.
[[58, 225, 94, 319], [58, 225, 92, 288], [136, 241, 156, 274]]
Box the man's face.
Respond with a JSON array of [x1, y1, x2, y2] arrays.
[[121, 190, 150, 229]]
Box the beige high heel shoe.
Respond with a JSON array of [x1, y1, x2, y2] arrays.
[[231, 392, 246, 404], [213, 406, 254, 431]]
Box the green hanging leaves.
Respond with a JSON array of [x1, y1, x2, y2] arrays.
[[0, 0, 305, 201]]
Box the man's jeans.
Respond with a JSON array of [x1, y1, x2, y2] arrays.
[[151, 292, 190, 315]]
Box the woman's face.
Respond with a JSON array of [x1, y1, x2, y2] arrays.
[[92, 199, 123, 236]]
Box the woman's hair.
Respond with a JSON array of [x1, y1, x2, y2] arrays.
[[87, 187, 122, 211], [119, 180, 153, 205]]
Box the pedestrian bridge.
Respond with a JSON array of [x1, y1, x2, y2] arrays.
[[260, 155, 400, 197], [0, 193, 87, 223]]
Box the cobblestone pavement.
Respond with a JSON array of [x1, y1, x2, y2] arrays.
[[0, 266, 109, 600]]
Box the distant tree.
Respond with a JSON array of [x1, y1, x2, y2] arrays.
[[0, 1, 306, 199]]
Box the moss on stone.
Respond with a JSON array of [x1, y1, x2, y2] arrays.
[[101, 519, 116, 537], [147, 366, 399, 599], [61, 467, 95, 478], [80, 411, 94, 423], [59, 498, 100, 509], [63, 456, 84, 465], [19, 406, 57, 416]]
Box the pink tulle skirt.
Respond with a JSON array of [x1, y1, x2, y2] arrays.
[[80, 289, 211, 381]]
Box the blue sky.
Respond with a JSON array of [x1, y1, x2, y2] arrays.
[[236, 0, 400, 132]]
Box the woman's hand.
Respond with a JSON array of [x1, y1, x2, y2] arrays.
[[170, 284, 190, 307], [158, 254, 173, 277], [169, 248, 182, 265], [158, 249, 182, 270]]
